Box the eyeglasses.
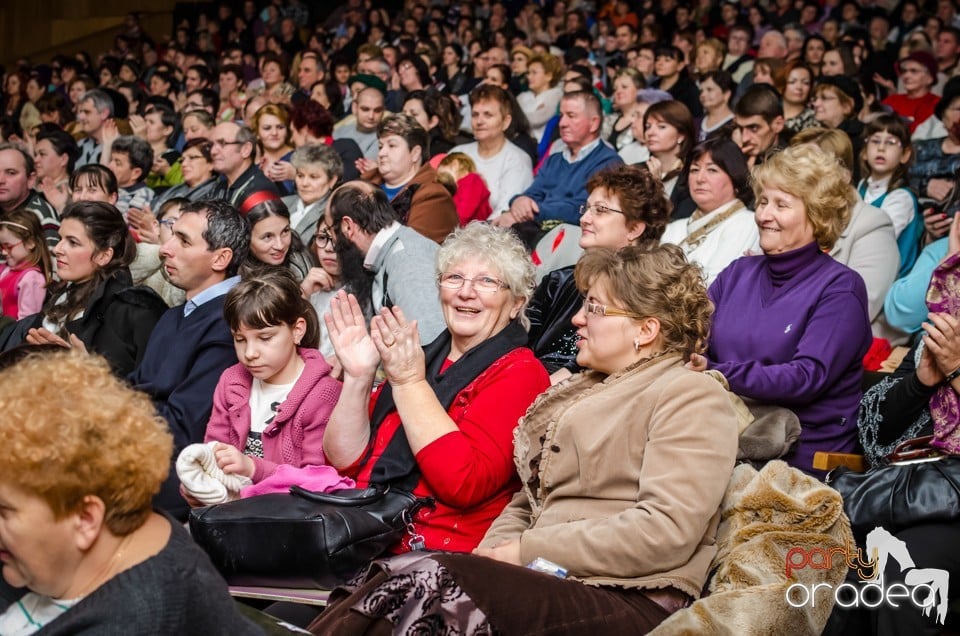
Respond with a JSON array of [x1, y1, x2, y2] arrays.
[[867, 137, 902, 149], [437, 273, 509, 293], [159, 218, 177, 229], [579, 202, 624, 217], [582, 300, 644, 319], [314, 232, 334, 249], [0, 240, 23, 252], [211, 139, 244, 148]]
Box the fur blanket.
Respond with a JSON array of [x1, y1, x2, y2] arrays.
[[650, 461, 853, 635]]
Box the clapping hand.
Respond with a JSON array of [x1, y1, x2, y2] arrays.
[[369, 306, 424, 386], [324, 290, 380, 380]]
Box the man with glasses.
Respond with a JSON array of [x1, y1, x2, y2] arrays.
[[210, 121, 279, 214], [325, 180, 445, 342]]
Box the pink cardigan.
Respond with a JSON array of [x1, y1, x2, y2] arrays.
[[204, 348, 342, 482]]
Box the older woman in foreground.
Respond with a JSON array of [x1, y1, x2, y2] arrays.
[[323, 222, 550, 555], [0, 351, 258, 634], [699, 144, 872, 476], [311, 244, 739, 634]]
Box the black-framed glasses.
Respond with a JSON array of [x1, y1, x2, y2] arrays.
[[211, 139, 244, 148], [582, 300, 644, 319], [579, 202, 625, 217], [314, 232, 334, 249], [437, 273, 510, 293]]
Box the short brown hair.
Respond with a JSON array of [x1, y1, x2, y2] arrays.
[[528, 53, 563, 85], [753, 144, 855, 251], [586, 165, 671, 245], [0, 351, 172, 535], [574, 244, 713, 359], [377, 112, 430, 161]]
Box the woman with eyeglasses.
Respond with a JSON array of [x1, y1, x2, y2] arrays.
[[310, 243, 738, 635], [527, 165, 671, 384], [322, 222, 550, 557], [302, 224, 342, 359], [149, 138, 218, 211], [692, 144, 872, 478]]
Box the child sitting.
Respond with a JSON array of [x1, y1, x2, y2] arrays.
[[437, 152, 493, 225], [108, 135, 156, 218], [0, 210, 53, 319], [204, 268, 342, 484]]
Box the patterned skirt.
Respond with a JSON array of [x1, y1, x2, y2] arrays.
[[308, 552, 670, 635]]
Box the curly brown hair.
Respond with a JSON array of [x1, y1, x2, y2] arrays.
[[574, 244, 713, 359], [0, 351, 172, 535], [586, 165, 672, 246]]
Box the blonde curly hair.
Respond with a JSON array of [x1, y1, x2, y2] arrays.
[[752, 144, 855, 251], [0, 351, 172, 535], [574, 244, 713, 359]]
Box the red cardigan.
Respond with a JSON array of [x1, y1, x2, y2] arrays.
[[342, 347, 549, 553]]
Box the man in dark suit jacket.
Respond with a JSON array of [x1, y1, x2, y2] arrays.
[[128, 199, 250, 520]]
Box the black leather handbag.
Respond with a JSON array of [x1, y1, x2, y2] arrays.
[[189, 485, 433, 589], [826, 436, 960, 539]]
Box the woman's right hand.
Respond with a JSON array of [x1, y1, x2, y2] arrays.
[[324, 290, 380, 379], [300, 267, 336, 297], [917, 340, 946, 387]]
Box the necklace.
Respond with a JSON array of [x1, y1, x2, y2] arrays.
[[69, 532, 134, 601]]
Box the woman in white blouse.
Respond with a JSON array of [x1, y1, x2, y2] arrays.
[[660, 137, 759, 285], [516, 53, 564, 144]]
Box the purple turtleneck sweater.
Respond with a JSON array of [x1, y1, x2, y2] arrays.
[[707, 242, 872, 476]]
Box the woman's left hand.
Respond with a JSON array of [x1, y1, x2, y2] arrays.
[[923, 312, 960, 377], [474, 539, 523, 566], [370, 306, 425, 386]]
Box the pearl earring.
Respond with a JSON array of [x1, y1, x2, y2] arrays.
[[634, 338, 641, 352]]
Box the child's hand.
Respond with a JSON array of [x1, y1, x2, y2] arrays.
[[213, 442, 256, 478], [301, 267, 336, 296]]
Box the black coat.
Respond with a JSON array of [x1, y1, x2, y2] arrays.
[[1, 268, 169, 377], [526, 265, 583, 375]]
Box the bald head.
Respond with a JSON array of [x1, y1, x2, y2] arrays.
[[758, 30, 788, 58]]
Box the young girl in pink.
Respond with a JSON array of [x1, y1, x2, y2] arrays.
[[204, 268, 342, 483], [0, 210, 53, 319], [437, 152, 494, 225]]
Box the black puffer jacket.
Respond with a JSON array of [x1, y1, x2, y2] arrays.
[[525, 265, 583, 375], [1, 268, 169, 377]]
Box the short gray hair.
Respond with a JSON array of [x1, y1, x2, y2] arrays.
[[436, 222, 536, 331], [291, 143, 343, 182], [81, 89, 114, 117]]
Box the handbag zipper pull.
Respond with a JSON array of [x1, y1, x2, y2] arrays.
[[406, 522, 426, 551]]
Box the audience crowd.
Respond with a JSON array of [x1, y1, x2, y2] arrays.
[[2, 0, 960, 632]]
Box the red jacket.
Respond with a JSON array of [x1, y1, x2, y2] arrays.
[[343, 347, 550, 553], [452, 173, 494, 225]]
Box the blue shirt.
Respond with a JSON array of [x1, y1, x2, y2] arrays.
[[184, 276, 240, 317]]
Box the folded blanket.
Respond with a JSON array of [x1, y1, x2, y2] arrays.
[[176, 442, 253, 505], [241, 464, 356, 498]]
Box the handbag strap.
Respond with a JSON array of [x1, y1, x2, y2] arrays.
[[889, 435, 940, 462], [290, 485, 396, 506]]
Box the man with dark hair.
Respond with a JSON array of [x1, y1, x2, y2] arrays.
[[499, 91, 622, 237], [210, 121, 279, 214], [184, 88, 219, 115], [109, 135, 155, 215], [0, 143, 60, 248], [184, 64, 212, 93], [325, 181, 445, 342], [129, 198, 250, 520], [733, 84, 785, 167]]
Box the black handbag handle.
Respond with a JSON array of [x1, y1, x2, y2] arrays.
[[290, 485, 397, 506]]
